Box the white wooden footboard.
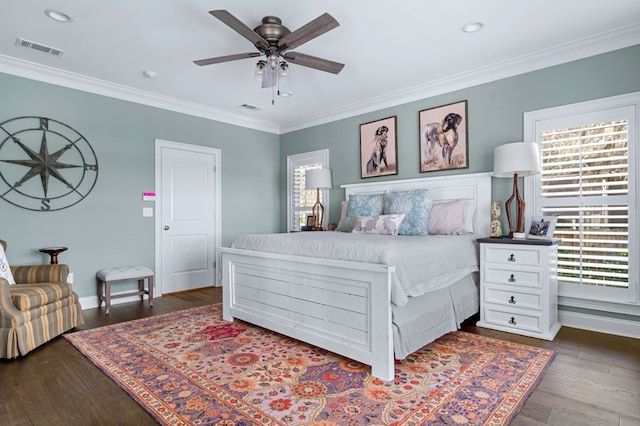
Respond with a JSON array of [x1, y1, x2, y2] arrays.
[[221, 247, 395, 381]]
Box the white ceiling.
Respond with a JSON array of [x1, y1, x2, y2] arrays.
[[2, 1, 639, 134]]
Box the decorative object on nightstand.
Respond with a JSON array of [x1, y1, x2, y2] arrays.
[[493, 142, 541, 239], [305, 168, 332, 231], [476, 237, 561, 340], [490, 201, 502, 237]]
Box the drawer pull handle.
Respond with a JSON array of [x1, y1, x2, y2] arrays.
[[508, 274, 516, 283], [509, 316, 517, 325], [508, 254, 516, 262], [509, 296, 516, 304]]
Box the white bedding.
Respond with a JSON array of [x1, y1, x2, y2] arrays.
[[231, 231, 479, 306]]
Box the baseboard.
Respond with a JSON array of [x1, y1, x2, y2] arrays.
[[559, 311, 640, 339], [79, 292, 147, 310]]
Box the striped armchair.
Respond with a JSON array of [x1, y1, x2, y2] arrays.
[[0, 240, 84, 359]]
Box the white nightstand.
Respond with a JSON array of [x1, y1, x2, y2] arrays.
[[476, 237, 561, 340]]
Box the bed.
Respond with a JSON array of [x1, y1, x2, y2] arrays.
[[221, 172, 492, 380]]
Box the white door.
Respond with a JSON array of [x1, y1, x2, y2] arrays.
[[155, 139, 221, 294]]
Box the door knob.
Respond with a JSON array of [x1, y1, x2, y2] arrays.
[[164, 225, 170, 230]]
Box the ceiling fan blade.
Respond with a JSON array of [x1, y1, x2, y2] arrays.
[[194, 52, 261, 66], [209, 10, 269, 50], [277, 13, 339, 52], [283, 52, 344, 74]]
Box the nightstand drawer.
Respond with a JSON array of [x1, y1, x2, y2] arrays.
[[483, 305, 542, 333], [483, 246, 542, 266], [483, 266, 542, 288], [485, 287, 542, 310]]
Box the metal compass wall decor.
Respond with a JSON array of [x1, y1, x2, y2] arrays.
[[0, 116, 98, 211]]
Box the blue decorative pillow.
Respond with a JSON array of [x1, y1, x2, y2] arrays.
[[342, 193, 385, 232], [383, 189, 433, 235]]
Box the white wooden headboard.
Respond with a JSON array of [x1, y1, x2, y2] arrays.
[[341, 172, 492, 237]]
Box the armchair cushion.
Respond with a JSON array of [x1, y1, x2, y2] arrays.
[[9, 282, 75, 311]]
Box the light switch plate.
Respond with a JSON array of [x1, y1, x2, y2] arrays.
[[143, 207, 153, 217]]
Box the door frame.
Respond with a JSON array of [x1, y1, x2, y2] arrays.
[[154, 139, 222, 295]]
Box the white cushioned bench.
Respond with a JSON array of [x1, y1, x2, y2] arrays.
[[96, 266, 154, 314]]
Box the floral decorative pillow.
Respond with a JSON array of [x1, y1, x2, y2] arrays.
[[383, 189, 433, 235], [342, 193, 385, 232], [428, 199, 466, 235], [0, 244, 15, 285], [352, 214, 406, 235]]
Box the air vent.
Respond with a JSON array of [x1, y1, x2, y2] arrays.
[[15, 38, 65, 57], [240, 104, 261, 111]]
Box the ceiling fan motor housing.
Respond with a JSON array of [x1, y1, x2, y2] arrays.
[[254, 16, 291, 48]]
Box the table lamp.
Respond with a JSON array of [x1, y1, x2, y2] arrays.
[[493, 142, 541, 238], [305, 168, 332, 231]]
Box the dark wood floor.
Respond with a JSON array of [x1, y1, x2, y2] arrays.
[[1, 287, 638, 425]]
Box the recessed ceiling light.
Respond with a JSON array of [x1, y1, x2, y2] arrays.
[[462, 22, 483, 33], [44, 9, 73, 23]]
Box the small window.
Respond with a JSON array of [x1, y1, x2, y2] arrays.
[[287, 150, 329, 232]]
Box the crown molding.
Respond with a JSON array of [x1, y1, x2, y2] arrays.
[[279, 23, 640, 134], [0, 55, 280, 134], [1, 23, 639, 136]]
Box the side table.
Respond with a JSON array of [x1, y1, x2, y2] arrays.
[[476, 237, 561, 340], [39, 247, 68, 265]]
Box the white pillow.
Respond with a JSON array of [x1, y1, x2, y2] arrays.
[[464, 201, 474, 233], [0, 244, 15, 285], [352, 214, 406, 235], [336, 200, 348, 231], [428, 199, 466, 235]]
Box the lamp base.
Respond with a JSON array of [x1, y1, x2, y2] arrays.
[[505, 172, 526, 237], [310, 188, 325, 232], [512, 232, 527, 239]]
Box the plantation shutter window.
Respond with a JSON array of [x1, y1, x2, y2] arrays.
[[524, 96, 637, 305]]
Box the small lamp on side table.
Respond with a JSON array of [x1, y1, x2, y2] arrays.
[[305, 168, 332, 231], [493, 142, 541, 238]]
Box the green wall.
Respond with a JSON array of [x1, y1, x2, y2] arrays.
[[279, 44, 640, 327], [0, 73, 280, 299], [280, 44, 640, 231], [1, 44, 639, 310]]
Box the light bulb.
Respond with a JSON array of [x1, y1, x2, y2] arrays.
[[268, 54, 278, 70]]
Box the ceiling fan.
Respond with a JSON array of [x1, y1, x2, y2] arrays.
[[194, 10, 345, 88]]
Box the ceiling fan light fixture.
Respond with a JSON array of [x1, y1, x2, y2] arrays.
[[255, 60, 266, 79], [278, 61, 290, 83], [268, 54, 279, 70]]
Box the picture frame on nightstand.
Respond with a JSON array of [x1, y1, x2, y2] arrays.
[[527, 216, 557, 239]]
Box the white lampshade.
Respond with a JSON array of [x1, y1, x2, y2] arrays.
[[305, 168, 332, 190], [493, 142, 541, 177]]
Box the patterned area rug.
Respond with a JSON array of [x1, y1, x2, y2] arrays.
[[65, 304, 554, 425]]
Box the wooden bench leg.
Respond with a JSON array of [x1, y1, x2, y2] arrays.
[[138, 279, 144, 301], [105, 281, 111, 315], [97, 278, 104, 308], [147, 275, 154, 307]]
